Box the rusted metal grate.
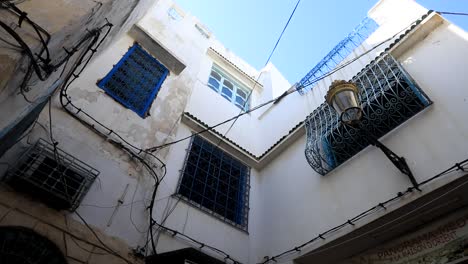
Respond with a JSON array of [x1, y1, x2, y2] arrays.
[[5, 139, 99, 211]]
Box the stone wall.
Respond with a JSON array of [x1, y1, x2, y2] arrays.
[[0, 184, 144, 264]]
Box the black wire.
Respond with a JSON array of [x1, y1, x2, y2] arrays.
[[264, 0, 301, 65], [75, 211, 134, 264], [0, 20, 47, 80], [437, 11, 468, 16], [0, 4, 166, 262], [259, 160, 468, 264], [215, 0, 301, 149], [59, 46, 239, 259], [146, 13, 429, 154], [52, 7, 454, 264]]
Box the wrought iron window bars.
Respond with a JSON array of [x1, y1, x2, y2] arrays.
[[5, 139, 99, 211], [176, 135, 250, 231], [98, 43, 169, 118], [305, 53, 431, 176]]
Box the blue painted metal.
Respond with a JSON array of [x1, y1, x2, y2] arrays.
[[297, 17, 378, 94], [98, 43, 169, 118], [176, 135, 250, 230], [304, 53, 432, 175]]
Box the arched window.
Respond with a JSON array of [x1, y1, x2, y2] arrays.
[[0, 226, 67, 264]]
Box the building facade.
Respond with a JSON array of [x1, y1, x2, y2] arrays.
[[0, 0, 467, 263]]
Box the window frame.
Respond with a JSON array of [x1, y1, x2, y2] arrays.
[[175, 135, 251, 232], [304, 53, 432, 175], [97, 43, 169, 118], [207, 64, 252, 111]]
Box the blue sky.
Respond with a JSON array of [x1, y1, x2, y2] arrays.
[[175, 0, 468, 84]]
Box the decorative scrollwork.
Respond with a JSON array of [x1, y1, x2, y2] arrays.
[[305, 53, 431, 175]]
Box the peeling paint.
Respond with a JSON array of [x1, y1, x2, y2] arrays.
[[71, 87, 100, 103]]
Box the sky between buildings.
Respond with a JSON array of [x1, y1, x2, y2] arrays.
[[175, 0, 468, 84]]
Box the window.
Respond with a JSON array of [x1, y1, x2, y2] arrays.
[[305, 53, 431, 175], [177, 135, 250, 230], [207, 65, 251, 111], [168, 7, 183, 21], [98, 43, 169, 118], [5, 139, 99, 211]]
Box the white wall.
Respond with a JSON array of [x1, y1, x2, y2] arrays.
[[254, 16, 468, 263], [153, 123, 263, 263], [2, 0, 466, 263], [0, 0, 270, 261]]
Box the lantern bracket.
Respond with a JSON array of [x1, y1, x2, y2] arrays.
[[367, 135, 420, 191]]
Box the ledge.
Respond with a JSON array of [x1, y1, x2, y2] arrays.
[[182, 112, 304, 170], [207, 48, 263, 91], [128, 24, 186, 75]]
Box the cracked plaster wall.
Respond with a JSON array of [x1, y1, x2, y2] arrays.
[[0, 0, 162, 256]]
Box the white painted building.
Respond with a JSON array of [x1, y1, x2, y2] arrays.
[[0, 0, 467, 263]]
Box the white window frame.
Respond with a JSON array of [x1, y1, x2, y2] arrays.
[[207, 64, 251, 111]]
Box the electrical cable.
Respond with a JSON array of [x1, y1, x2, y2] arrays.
[[259, 159, 468, 263], [299, 172, 468, 259], [75, 211, 135, 264], [264, 0, 301, 66], [146, 13, 430, 153], [437, 11, 468, 16], [1, 3, 155, 262], [50, 7, 456, 264], [153, 195, 182, 249], [215, 0, 301, 149], [129, 180, 148, 234]]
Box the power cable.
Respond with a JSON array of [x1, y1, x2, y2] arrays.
[[437, 11, 468, 16], [264, 0, 301, 66], [146, 13, 424, 153], [50, 7, 453, 264], [216, 0, 301, 149], [75, 211, 135, 264], [1, 2, 157, 262], [259, 159, 468, 263]]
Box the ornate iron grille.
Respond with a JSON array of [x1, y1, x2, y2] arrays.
[[298, 17, 378, 95], [177, 135, 250, 231], [0, 227, 67, 264], [5, 139, 99, 211], [305, 53, 431, 175], [97, 43, 169, 118]]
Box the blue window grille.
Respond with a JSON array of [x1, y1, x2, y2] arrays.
[[97, 43, 169, 118], [297, 17, 378, 95], [207, 65, 251, 111], [305, 53, 431, 175], [177, 135, 250, 230]]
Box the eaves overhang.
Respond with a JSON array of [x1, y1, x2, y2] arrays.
[[207, 47, 263, 91], [295, 173, 468, 264], [182, 112, 304, 170]]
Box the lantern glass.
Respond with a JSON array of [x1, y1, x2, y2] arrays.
[[326, 81, 363, 125]]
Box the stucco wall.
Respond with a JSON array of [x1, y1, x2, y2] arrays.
[[153, 123, 262, 263], [1, 0, 262, 259], [0, 0, 155, 136], [254, 16, 468, 263], [0, 184, 144, 264], [1, 0, 467, 263]]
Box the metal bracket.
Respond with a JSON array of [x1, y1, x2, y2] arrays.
[[369, 138, 421, 191]]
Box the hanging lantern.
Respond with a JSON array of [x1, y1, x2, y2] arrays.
[[325, 80, 362, 125]]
